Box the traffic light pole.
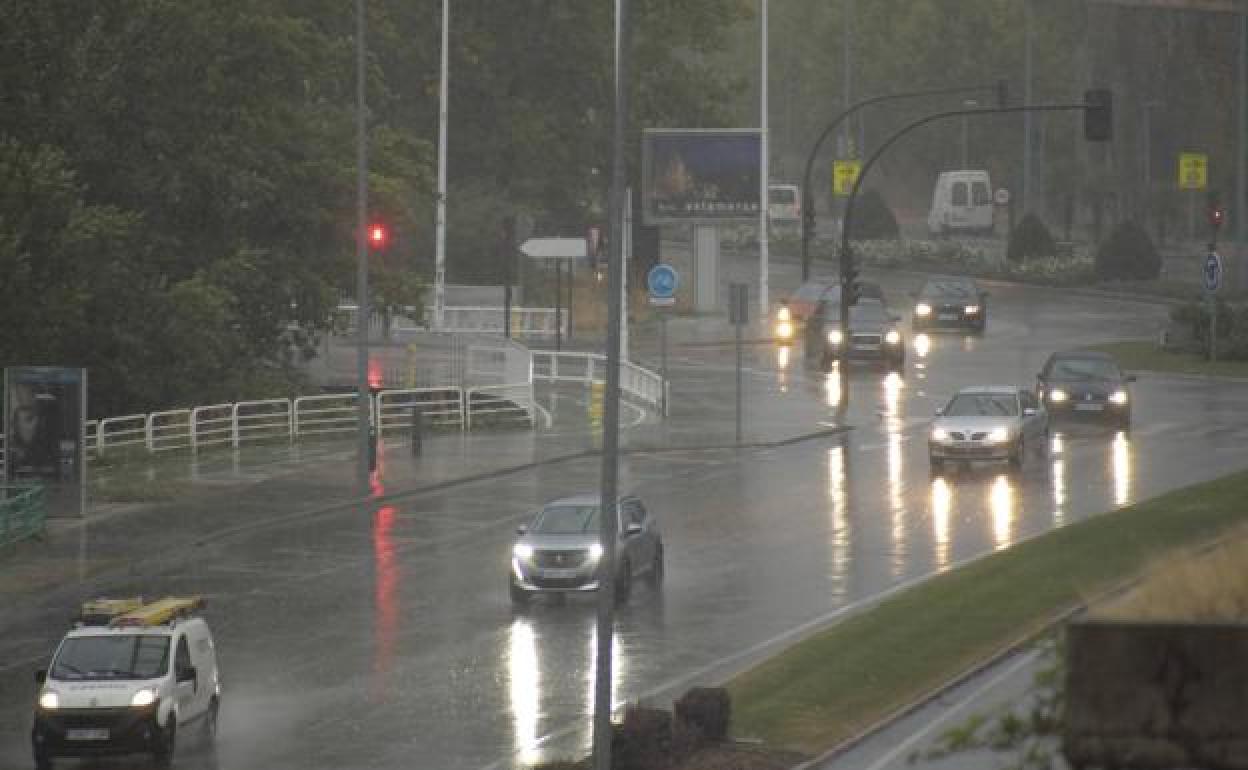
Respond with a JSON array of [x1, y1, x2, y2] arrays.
[[800, 83, 1007, 281], [836, 101, 1101, 421]]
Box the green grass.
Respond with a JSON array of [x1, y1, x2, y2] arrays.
[[727, 469, 1248, 754], [1085, 340, 1248, 378]]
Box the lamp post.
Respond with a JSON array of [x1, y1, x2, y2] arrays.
[[433, 0, 449, 330], [354, 0, 372, 488], [759, 0, 769, 317]]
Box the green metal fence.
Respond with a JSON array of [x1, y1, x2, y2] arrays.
[[1, 485, 46, 548]]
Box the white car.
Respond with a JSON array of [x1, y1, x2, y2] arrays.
[[928, 386, 1048, 473], [32, 597, 221, 769]]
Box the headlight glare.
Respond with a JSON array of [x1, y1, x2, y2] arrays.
[[987, 427, 1010, 444], [776, 306, 791, 322], [39, 692, 59, 711], [915, 303, 932, 316], [930, 427, 949, 442], [776, 321, 793, 339], [131, 688, 156, 707], [1110, 390, 1128, 405], [964, 305, 980, 314], [1048, 389, 1068, 403], [588, 543, 604, 562], [885, 330, 901, 345], [828, 329, 843, 345], [513, 543, 533, 561]]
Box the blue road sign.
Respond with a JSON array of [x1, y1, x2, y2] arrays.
[[1204, 251, 1224, 293], [647, 264, 678, 299]]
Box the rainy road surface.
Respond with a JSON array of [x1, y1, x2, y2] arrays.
[[4, 273, 1248, 770]]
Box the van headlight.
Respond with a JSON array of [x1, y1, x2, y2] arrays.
[[38, 691, 59, 711], [885, 330, 901, 345], [775, 320, 794, 339], [827, 329, 843, 345], [513, 543, 533, 561], [915, 303, 932, 316], [131, 688, 157, 707], [588, 543, 604, 563], [986, 427, 1010, 444], [930, 427, 949, 442], [964, 305, 980, 314], [1109, 390, 1128, 405], [1048, 389, 1068, 403], [776, 306, 791, 322]]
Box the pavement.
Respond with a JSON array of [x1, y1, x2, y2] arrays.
[[3, 252, 1248, 770]]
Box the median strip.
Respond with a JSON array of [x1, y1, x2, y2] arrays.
[[726, 468, 1248, 756]]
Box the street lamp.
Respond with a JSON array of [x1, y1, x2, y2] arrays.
[[961, 99, 979, 168]]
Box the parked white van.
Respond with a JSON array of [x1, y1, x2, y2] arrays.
[[768, 183, 801, 224], [927, 170, 994, 235]]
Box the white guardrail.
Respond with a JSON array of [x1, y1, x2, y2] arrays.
[[531, 351, 666, 412]]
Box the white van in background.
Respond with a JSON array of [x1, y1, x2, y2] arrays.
[[927, 170, 994, 235], [768, 183, 801, 225]]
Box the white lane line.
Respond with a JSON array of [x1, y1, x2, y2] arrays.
[[853, 649, 1040, 770]]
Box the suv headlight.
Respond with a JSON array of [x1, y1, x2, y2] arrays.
[[964, 305, 980, 314], [1109, 390, 1128, 405], [39, 691, 59, 711], [987, 427, 1010, 444], [513, 543, 533, 561], [131, 688, 157, 707], [915, 303, 932, 316], [885, 330, 901, 345], [827, 329, 843, 345], [930, 427, 949, 442], [1048, 389, 1068, 403], [776, 306, 791, 322]]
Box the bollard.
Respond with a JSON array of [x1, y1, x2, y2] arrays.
[[410, 405, 424, 456]]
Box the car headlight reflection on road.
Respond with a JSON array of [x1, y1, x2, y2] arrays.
[[915, 303, 932, 317], [828, 329, 843, 345], [964, 305, 980, 314], [930, 427, 949, 442], [131, 688, 157, 707], [885, 329, 901, 345], [588, 543, 604, 562], [1048, 389, 1068, 403], [1109, 390, 1128, 405], [38, 691, 59, 711], [775, 320, 794, 340], [513, 543, 533, 561], [986, 427, 1010, 444]]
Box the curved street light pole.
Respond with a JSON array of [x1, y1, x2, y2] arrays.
[[800, 83, 1006, 281]]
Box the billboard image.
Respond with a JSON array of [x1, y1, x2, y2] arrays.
[[4, 366, 87, 516], [642, 129, 761, 225]]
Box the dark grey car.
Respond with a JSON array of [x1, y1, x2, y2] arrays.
[[1036, 351, 1136, 429], [510, 494, 663, 606], [805, 298, 905, 371]]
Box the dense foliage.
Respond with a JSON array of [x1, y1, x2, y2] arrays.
[[1095, 220, 1160, 280], [1007, 213, 1056, 263]]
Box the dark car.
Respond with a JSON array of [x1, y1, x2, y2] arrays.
[[1035, 350, 1136, 428], [805, 298, 905, 371], [911, 276, 988, 332]]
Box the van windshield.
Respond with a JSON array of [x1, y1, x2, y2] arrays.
[[51, 635, 170, 681], [770, 188, 796, 204]]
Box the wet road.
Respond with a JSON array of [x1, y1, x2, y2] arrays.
[[4, 272, 1248, 770]]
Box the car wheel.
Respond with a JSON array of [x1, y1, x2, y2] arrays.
[[509, 581, 531, 607], [152, 718, 176, 768], [646, 543, 664, 588], [614, 560, 632, 606]]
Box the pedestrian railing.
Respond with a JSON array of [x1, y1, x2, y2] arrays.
[[531, 351, 667, 412], [376, 387, 467, 436], [0, 484, 45, 549], [466, 384, 535, 430]]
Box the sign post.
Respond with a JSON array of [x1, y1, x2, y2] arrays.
[[1204, 249, 1224, 361], [729, 283, 749, 445], [648, 264, 678, 418]]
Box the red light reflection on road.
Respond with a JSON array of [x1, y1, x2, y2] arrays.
[[371, 504, 399, 699]]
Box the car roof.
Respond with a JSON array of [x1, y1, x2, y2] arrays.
[[954, 385, 1020, 395], [541, 494, 633, 507], [1049, 350, 1115, 361]]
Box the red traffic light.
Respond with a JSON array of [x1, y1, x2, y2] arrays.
[[1210, 206, 1225, 228], [367, 223, 389, 249]]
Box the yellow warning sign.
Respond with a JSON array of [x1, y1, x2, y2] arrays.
[[589, 382, 604, 428], [833, 160, 862, 197], [1178, 152, 1208, 191]]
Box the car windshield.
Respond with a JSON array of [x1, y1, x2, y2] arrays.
[[770, 188, 796, 204], [1051, 357, 1122, 380], [943, 393, 1019, 417], [51, 635, 170, 681], [922, 280, 975, 299], [850, 303, 889, 323], [531, 505, 600, 534]]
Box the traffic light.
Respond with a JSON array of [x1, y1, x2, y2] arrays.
[[995, 79, 1009, 109], [1209, 204, 1225, 231], [1084, 89, 1112, 142], [367, 222, 389, 251]]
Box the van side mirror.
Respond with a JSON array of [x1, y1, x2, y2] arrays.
[[1126, 374, 1137, 383], [35, 670, 47, 685], [178, 665, 197, 684]]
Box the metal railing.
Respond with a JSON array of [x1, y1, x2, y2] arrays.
[[531, 351, 667, 412], [466, 384, 534, 430], [376, 387, 467, 436], [1, 484, 45, 548], [435, 306, 568, 338]]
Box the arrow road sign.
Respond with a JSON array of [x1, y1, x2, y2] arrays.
[[1204, 251, 1224, 293], [520, 237, 587, 259]]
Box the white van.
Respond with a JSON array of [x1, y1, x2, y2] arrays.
[[927, 171, 994, 235], [33, 597, 221, 769], [768, 183, 801, 224]]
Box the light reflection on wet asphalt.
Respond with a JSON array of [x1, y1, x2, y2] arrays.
[[2, 282, 1247, 770]]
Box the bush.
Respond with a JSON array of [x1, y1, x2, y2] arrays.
[[1171, 299, 1248, 358], [611, 705, 673, 770], [1006, 213, 1056, 263], [674, 687, 731, 744], [1095, 220, 1161, 280], [850, 189, 900, 240]]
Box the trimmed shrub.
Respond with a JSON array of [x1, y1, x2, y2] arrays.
[[673, 687, 731, 743], [1095, 220, 1161, 280], [611, 705, 673, 770], [851, 189, 900, 240], [1006, 213, 1056, 263]]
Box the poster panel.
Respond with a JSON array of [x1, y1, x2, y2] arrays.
[[4, 366, 87, 517], [642, 129, 761, 225]]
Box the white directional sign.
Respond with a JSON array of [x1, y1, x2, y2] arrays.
[[520, 237, 587, 260]]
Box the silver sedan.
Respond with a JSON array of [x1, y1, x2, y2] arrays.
[[509, 494, 663, 606], [928, 386, 1048, 474]]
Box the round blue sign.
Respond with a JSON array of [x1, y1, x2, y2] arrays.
[[1204, 251, 1224, 293], [647, 264, 679, 299]]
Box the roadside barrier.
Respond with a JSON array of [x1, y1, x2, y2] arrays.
[[0, 485, 45, 549], [531, 351, 667, 412]]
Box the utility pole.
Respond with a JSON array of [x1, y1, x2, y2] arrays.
[[354, 0, 372, 489], [758, 0, 770, 317], [434, 0, 449, 331], [1022, 0, 1033, 215]]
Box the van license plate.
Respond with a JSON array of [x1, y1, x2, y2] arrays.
[[1074, 403, 1104, 412], [67, 729, 109, 741], [938, 313, 958, 321]]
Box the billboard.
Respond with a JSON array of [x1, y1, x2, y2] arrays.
[[4, 366, 87, 516], [642, 129, 761, 225]]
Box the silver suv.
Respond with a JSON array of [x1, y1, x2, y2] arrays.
[[509, 494, 663, 606]]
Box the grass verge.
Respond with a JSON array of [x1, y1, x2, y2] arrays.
[[1084, 340, 1248, 378], [727, 469, 1248, 755]]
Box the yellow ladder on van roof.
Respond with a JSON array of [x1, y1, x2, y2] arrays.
[[111, 597, 205, 627]]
